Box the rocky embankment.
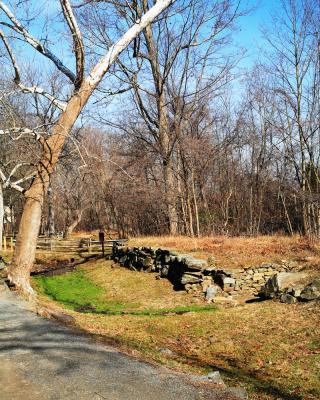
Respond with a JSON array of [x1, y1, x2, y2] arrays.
[[112, 246, 320, 304]]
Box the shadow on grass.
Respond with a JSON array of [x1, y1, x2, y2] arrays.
[[0, 293, 316, 400], [73, 304, 217, 316], [31, 254, 107, 277], [151, 350, 310, 400]]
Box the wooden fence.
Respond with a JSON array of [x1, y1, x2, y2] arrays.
[[1, 236, 128, 255]]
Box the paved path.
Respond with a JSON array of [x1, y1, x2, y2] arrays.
[[0, 286, 242, 400]]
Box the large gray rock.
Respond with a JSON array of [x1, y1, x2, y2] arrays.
[[181, 272, 202, 285], [222, 277, 236, 287], [206, 371, 225, 385], [196, 371, 225, 386], [206, 286, 218, 301], [228, 387, 249, 400], [261, 272, 309, 298], [280, 293, 297, 304], [183, 256, 206, 271], [300, 279, 320, 301]]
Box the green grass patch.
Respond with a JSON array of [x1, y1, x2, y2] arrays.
[[33, 269, 216, 316], [33, 270, 127, 313]]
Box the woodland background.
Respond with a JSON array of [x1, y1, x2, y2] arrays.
[[1, 0, 319, 240]]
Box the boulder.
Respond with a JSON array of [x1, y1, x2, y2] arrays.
[[280, 293, 297, 304], [228, 387, 249, 400], [183, 257, 206, 271], [206, 285, 217, 301], [300, 279, 320, 301], [222, 277, 236, 286], [181, 273, 202, 285], [261, 272, 309, 298], [142, 256, 153, 268], [195, 371, 225, 386], [206, 371, 225, 385]]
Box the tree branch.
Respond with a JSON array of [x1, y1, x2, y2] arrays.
[[60, 0, 85, 89], [0, 1, 76, 84], [0, 28, 67, 110]]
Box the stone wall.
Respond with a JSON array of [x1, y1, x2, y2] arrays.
[[112, 246, 301, 297], [211, 261, 301, 296], [112, 246, 206, 290]]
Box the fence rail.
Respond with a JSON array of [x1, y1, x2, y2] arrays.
[[1, 236, 128, 255]]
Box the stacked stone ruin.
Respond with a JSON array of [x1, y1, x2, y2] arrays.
[[112, 246, 319, 303]]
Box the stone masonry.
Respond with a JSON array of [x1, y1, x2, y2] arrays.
[[112, 246, 304, 299]]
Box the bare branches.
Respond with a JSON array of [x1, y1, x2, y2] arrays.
[[0, 126, 47, 144], [18, 84, 67, 111], [0, 27, 19, 82], [85, 0, 176, 88], [60, 0, 85, 89], [0, 162, 36, 193], [0, 1, 76, 84], [0, 27, 67, 110]]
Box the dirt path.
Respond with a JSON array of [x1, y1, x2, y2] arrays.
[[0, 286, 245, 400]]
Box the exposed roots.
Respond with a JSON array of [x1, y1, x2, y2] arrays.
[[7, 270, 36, 300]]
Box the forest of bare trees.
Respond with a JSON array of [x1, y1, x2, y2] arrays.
[[0, 0, 319, 293]]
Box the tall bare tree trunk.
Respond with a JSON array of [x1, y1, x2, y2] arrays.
[[186, 187, 194, 237], [8, 85, 115, 295], [0, 183, 3, 251], [163, 158, 178, 235], [7, 0, 177, 296], [8, 87, 90, 296], [47, 182, 55, 237], [191, 170, 200, 237], [143, 16, 178, 235], [64, 209, 83, 238]]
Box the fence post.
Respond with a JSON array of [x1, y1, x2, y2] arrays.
[[99, 231, 105, 257], [88, 238, 91, 254], [3, 236, 6, 251], [10, 237, 14, 251]]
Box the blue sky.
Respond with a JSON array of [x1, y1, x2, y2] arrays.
[[1, 0, 282, 76], [236, 0, 281, 68], [0, 0, 284, 104]]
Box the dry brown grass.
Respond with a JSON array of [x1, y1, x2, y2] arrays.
[[129, 235, 320, 268], [33, 259, 320, 400], [72, 301, 320, 400]]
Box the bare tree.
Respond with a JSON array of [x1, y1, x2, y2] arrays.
[[0, 0, 176, 296], [86, 0, 243, 234], [261, 0, 320, 237]]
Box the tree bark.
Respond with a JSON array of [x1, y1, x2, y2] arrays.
[[47, 183, 55, 237], [163, 158, 178, 235], [0, 183, 3, 251], [143, 13, 178, 235], [63, 209, 83, 238]]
